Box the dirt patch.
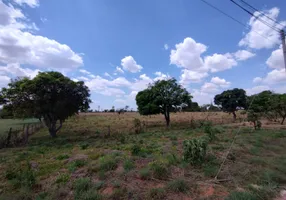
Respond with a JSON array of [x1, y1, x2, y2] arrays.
[[67, 154, 88, 163], [135, 158, 153, 169], [101, 186, 114, 195], [71, 168, 88, 179]]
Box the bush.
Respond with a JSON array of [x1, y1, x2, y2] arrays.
[[147, 188, 166, 200], [133, 118, 142, 134], [183, 138, 207, 165], [131, 144, 141, 156], [167, 179, 189, 193], [68, 160, 86, 172], [204, 123, 217, 142], [56, 154, 69, 160], [123, 159, 135, 171], [74, 178, 92, 196], [139, 168, 151, 180], [79, 142, 89, 150], [166, 153, 180, 166], [55, 173, 70, 185], [98, 156, 118, 172], [149, 161, 168, 180]]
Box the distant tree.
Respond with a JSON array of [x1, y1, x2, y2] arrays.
[[110, 106, 115, 112], [271, 94, 286, 125], [136, 78, 192, 126], [214, 88, 247, 121], [182, 102, 200, 112], [0, 72, 91, 137], [124, 105, 129, 112]]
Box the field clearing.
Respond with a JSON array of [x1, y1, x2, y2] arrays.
[[0, 118, 40, 135], [0, 112, 285, 199]]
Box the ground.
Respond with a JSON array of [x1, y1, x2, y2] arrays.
[[0, 112, 285, 200]]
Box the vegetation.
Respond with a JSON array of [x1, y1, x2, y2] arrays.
[[0, 72, 91, 137]]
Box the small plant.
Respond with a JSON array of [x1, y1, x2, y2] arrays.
[[131, 144, 141, 156], [79, 142, 89, 150], [74, 178, 92, 197], [56, 154, 69, 160], [183, 138, 207, 165], [80, 190, 102, 200], [147, 188, 166, 200], [166, 153, 180, 166], [247, 111, 262, 130], [204, 122, 217, 142], [55, 173, 70, 185], [167, 179, 189, 193], [68, 160, 86, 172], [94, 181, 104, 190], [133, 118, 142, 134], [123, 159, 135, 171], [149, 161, 168, 180], [139, 168, 151, 180], [98, 156, 118, 172]]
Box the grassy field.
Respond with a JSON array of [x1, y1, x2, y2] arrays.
[[0, 112, 285, 199], [0, 118, 40, 135]]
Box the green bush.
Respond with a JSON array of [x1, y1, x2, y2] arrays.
[[139, 168, 151, 180], [133, 118, 142, 134], [68, 160, 86, 172], [183, 138, 207, 165], [79, 142, 89, 150], [204, 123, 217, 142], [131, 144, 141, 156], [166, 153, 180, 166], [55, 173, 70, 185], [74, 178, 92, 197], [56, 154, 69, 160], [98, 156, 118, 172], [149, 161, 168, 180], [167, 179, 189, 193], [123, 159, 135, 171], [147, 188, 166, 200]]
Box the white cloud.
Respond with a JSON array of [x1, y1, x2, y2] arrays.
[[0, 63, 40, 78], [111, 77, 131, 87], [0, 75, 10, 88], [164, 44, 169, 50], [114, 99, 126, 104], [204, 53, 237, 73], [266, 47, 284, 69], [201, 82, 218, 93], [115, 66, 124, 74], [104, 72, 112, 78], [0, 1, 83, 71], [239, 7, 286, 49], [191, 89, 214, 105], [234, 50, 255, 61], [79, 69, 91, 75], [180, 69, 208, 85], [253, 77, 262, 84], [153, 71, 170, 81], [210, 77, 231, 88], [121, 56, 143, 73], [170, 37, 207, 71], [13, 0, 39, 7], [263, 69, 286, 84], [76, 76, 89, 81], [130, 74, 152, 91], [246, 85, 271, 95]]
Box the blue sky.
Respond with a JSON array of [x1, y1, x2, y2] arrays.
[[0, 0, 286, 110]]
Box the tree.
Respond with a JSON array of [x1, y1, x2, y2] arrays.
[[136, 78, 192, 126], [124, 105, 129, 112], [110, 106, 115, 112], [214, 88, 247, 120], [0, 72, 91, 137], [271, 94, 286, 125]]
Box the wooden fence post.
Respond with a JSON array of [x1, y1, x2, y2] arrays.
[[24, 124, 30, 144], [6, 128, 12, 147]]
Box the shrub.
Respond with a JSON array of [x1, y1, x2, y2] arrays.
[[94, 181, 104, 190], [131, 144, 141, 156], [79, 142, 89, 150], [56, 154, 69, 160], [149, 161, 168, 180], [123, 159, 135, 171], [183, 138, 207, 165], [68, 160, 86, 172], [167, 179, 189, 193], [98, 156, 117, 172], [204, 123, 217, 142], [166, 153, 180, 166], [133, 118, 142, 134], [139, 168, 151, 180], [55, 173, 70, 185], [147, 188, 166, 200], [74, 178, 92, 196], [80, 190, 102, 200]]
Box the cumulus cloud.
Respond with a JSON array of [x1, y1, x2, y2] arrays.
[[210, 77, 231, 88], [121, 56, 143, 73], [115, 66, 124, 74], [246, 85, 271, 95], [13, 0, 39, 7], [239, 7, 286, 49], [201, 82, 218, 93], [164, 44, 169, 50], [0, 0, 83, 71], [266, 46, 284, 69], [180, 69, 208, 85], [204, 53, 237, 73], [234, 50, 255, 61], [0, 63, 40, 78], [253, 77, 262, 84], [104, 72, 112, 78]]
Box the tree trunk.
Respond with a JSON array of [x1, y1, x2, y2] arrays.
[[281, 115, 286, 125], [49, 128, 57, 138], [232, 111, 237, 121], [47, 120, 63, 138], [164, 110, 170, 127]]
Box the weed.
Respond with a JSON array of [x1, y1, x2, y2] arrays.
[[109, 188, 128, 200], [149, 161, 168, 180], [79, 142, 89, 150], [139, 168, 151, 180], [183, 138, 207, 165], [225, 191, 257, 200], [131, 144, 141, 156], [133, 118, 142, 134], [147, 188, 166, 200], [98, 170, 106, 180], [55, 173, 70, 185], [167, 179, 189, 193], [166, 153, 180, 166], [56, 154, 69, 160], [123, 159, 135, 171], [98, 156, 118, 172], [74, 178, 92, 197], [80, 190, 102, 200], [68, 160, 86, 172], [94, 181, 104, 190], [111, 180, 121, 188]]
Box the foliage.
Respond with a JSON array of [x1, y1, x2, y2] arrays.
[[204, 122, 217, 142], [182, 102, 201, 112], [136, 78, 192, 126], [0, 72, 91, 137], [139, 168, 151, 180], [98, 156, 118, 172], [55, 173, 70, 185], [149, 161, 168, 179], [123, 159, 135, 171], [225, 191, 257, 200], [133, 118, 142, 134], [73, 178, 102, 200], [183, 138, 208, 165], [214, 88, 247, 120], [270, 93, 286, 125], [167, 179, 189, 193], [68, 160, 86, 172], [247, 111, 262, 130], [147, 188, 166, 200]]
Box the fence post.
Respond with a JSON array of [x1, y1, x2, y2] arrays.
[[6, 128, 12, 147], [24, 124, 30, 144]]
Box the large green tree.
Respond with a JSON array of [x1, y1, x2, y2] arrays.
[[271, 94, 286, 125], [0, 72, 91, 137], [214, 88, 247, 120], [136, 78, 192, 126]]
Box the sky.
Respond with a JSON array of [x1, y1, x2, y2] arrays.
[[0, 0, 286, 111]]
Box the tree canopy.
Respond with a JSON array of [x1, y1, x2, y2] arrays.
[[0, 72, 91, 137], [136, 78, 192, 126], [214, 88, 247, 120]]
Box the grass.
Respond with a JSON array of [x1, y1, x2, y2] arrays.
[[0, 113, 286, 199], [0, 118, 39, 135]]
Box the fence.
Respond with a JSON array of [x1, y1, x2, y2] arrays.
[[0, 122, 44, 149]]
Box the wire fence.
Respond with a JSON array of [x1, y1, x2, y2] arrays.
[[0, 122, 44, 149]]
